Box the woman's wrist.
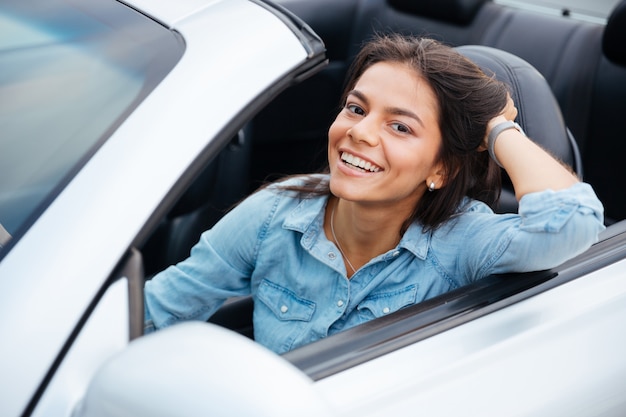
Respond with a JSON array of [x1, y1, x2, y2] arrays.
[[487, 120, 526, 167], [484, 115, 507, 148], [487, 114, 508, 130]]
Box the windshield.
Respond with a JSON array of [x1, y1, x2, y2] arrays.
[[0, 0, 184, 255]]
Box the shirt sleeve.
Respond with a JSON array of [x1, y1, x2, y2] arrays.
[[463, 182, 605, 280], [144, 186, 282, 332]]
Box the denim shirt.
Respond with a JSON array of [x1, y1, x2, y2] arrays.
[[144, 176, 604, 354]]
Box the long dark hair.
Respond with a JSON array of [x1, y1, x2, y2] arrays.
[[277, 34, 509, 233]]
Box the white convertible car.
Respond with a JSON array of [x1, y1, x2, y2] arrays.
[[1, 0, 625, 416]]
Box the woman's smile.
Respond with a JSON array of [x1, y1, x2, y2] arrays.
[[339, 151, 383, 173]]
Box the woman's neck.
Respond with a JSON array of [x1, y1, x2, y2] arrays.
[[324, 196, 411, 277]]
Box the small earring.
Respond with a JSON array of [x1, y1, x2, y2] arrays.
[[428, 181, 436, 192]]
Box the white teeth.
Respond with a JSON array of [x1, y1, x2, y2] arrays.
[[340, 152, 381, 172]]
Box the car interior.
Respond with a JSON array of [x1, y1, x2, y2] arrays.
[[139, 0, 626, 372]]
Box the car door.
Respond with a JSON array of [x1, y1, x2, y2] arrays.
[[0, 0, 327, 415]]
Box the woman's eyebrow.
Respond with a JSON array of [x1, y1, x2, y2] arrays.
[[347, 89, 369, 106], [347, 89, 424, 128], [386, 106, 424, 128]]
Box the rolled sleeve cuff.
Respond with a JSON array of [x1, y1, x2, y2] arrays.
[[518, 182, 604, 233]]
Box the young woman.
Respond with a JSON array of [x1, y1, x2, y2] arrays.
[[144, 35, 604, 354]]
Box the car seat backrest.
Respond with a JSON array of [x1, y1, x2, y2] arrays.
[[457, 45, 576, 213], [347, 0, 501, 60]]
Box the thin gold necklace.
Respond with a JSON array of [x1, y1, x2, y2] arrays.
[[330, 201, 357, 274]]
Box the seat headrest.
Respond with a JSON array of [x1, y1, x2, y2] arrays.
[[603, 0, 626, 66], [387, 0, 488, 25], [456, 46, 574, 168], [457, 45, 578, 172], [456, 46, 580, 212]]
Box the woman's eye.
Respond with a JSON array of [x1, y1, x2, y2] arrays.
[[346, 104, 365, 115], [391, 122, 411, 134]]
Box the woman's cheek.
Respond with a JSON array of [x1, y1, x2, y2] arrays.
[[328, 118, 345, 145]]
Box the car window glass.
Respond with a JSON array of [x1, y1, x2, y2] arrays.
[[0, 0, 184, 256]]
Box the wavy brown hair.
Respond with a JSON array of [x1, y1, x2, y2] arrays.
[[276, 34, 509, 233]]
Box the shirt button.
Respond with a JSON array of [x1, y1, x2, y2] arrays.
[[280, 305, 288, 313], [392, 250, 400, 257], [328, 252, 337, 260], [337, 300, 344, 307], [382, 307, 390, 314]]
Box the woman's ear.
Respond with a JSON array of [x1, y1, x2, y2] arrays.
[[428, 160, 462, 190], [426, 164, 448, 191]]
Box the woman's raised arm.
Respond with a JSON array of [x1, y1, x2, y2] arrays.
[[486, 95, 579, 200]]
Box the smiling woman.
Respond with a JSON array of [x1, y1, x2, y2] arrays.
[[143, 34, 604, 354]]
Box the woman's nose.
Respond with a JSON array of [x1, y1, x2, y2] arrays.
[[347, 116, 380, 146]]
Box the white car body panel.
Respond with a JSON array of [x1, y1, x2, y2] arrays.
[[32, 279, 130, 417], [316, 259, 626, 416], [0, 1, 308, 415]]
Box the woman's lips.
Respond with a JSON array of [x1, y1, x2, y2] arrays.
[[340, 151, 382, 173]]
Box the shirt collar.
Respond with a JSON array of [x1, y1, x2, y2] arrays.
[[282, 195, 431, 259], [283, 195, 327, 232], [398, 223, 431, 260]]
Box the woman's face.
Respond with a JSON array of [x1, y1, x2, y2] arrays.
[[328, 61, 444, 212]]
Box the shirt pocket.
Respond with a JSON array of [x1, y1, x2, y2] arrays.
[[357, 284, 418, 320], [257, 279, 316, 322]]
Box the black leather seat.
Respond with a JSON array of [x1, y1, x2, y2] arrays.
[[456, 45, 581, 213]]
